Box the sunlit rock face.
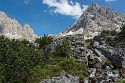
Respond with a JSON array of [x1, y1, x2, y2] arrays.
[[62, 3, 125, 39], [0, 11, 37, 41]]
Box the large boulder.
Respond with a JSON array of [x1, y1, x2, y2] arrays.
[[40, 75, 79, 83]]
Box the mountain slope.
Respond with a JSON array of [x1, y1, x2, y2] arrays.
[[0, 11, 37, 40], [62, 3, 125, 39]]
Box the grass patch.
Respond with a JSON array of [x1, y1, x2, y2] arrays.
[[28, 57, 86, 82], [116, 79, 125, 83]]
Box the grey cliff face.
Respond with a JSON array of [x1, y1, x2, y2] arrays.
[[0, 11, 37, 40], [63, 3, 125, 39], [22, 24, 36, 40]]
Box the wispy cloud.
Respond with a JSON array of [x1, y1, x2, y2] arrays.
[[24, 0, 30, 5], [42, 0, 88, 19], [105, 0, 116, 2]]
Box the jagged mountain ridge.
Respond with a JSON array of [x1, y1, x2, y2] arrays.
[[62, 3, 125, 39], [0, 11, 37, 40]]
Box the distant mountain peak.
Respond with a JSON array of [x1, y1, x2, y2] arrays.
[[0, 11, 7, 18], [62, 3, 125, 39], [85, 3, 100, 13], [23, 24, 31, 29], [0, 11, 37, 41], [91, 2, 100, 8]]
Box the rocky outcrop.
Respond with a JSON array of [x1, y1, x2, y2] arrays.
[[0, 11, 37, 40], [40, 75, 79, 83], [48, 32, 125, 69], [62, 3, 125, 39], [41, 32, 125, 83], [47, 34, 86, 59], [91, 33, 125, 69], [82, 35, 124, 83]]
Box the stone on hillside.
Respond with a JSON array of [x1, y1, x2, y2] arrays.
[[40, 75, 79, 83]]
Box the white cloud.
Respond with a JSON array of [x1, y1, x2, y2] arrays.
[[24, 0, 30, 5], [42, 0, 88, 19], [105, 0, 116, 2]]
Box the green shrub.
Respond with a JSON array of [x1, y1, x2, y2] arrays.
[[119, 24, 125, 37], [110, 30, 117, 36], [101, 30, 111, 34], [85, 39, 93, 47], [55, 39, 71, 58], [28, 66, 49, 83], [0, 36, 44, 83], [0, 36, 87, 83], [43, 57, 86, 77], [35, 34, 53, 50], [79, 75, 86, 81], [116, 79, 125, 83], [59, 58, 86, 75]]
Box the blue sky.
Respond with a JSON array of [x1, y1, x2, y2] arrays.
[[0, 0, 124, 36]]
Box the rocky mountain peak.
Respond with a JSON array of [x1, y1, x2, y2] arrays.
[[0, 11, 7, 18], [91, 2, 99, 7], [23, 24, 30, 28], [87, 2, 100, 11], [62, 3, 125, 39], [0, 11, 37, 41], [23, 24, 32, 31]]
